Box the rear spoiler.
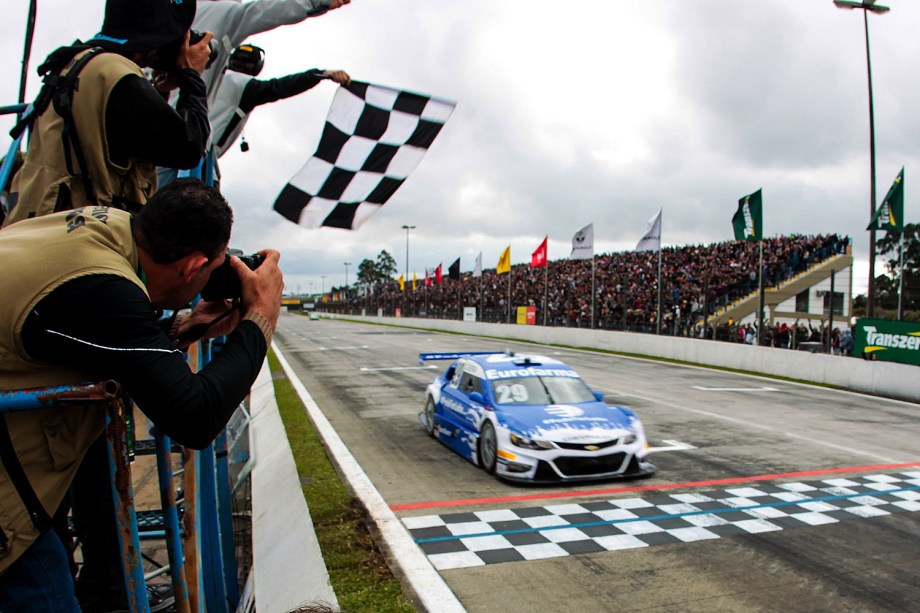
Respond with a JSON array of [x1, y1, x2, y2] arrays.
[[418, 351, 504, 365]]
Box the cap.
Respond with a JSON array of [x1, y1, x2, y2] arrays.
[[89, 0, 196, 53]]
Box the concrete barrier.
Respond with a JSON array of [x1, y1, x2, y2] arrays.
[[325, 314, 919, 403], [250, 359, 338, 612]]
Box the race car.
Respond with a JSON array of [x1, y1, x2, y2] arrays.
[[419, 351, 656, 483]]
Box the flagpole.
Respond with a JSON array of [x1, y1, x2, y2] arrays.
[[757, 241, 765, 346], [828, 269, 836, 354], [479, 275, 483, 322], [543, 264, 548, 326], [898, 232, 905, 321], [590, 257, 596, 330], [508, 266, 512, 324], [656, 247, 662, 335]]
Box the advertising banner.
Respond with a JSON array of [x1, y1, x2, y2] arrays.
[[853, 318, 920, 366], [516, 306, 536, 325], [463, 307, 477, 322]]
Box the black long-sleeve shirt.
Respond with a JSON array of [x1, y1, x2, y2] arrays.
[[106, 68, 210, 170], [237, 69, 325, 113], [19, 275, 266, 450]]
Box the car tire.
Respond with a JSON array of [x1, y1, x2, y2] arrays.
[[424, 397, 437, 438], [478, 421, 497, 474]]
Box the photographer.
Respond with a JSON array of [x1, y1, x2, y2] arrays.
[[0, 179, 283, 611], [4, 0, 213, 226]]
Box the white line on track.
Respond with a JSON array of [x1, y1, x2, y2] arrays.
[[647, 439, 697, 453], [691, 386, 778, 392], [599, 387, 908, 464], [360, 365, 437, 372], [288, 345, 370, 352], [273, 343, 465, 612]]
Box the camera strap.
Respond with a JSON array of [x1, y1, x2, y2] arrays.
[[50, 47, 107, 206]]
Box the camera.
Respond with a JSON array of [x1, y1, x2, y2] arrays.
[[151, 30, 218, 74], [189, 30, 219, 69], [201, 250, 265, 301]]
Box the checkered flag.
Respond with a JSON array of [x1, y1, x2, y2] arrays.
[[273, 81, 456, 229]]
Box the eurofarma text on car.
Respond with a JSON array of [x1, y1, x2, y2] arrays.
[[420, 352, 656, 482]]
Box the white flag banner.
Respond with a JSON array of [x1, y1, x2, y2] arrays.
[[635, 209, 662, 252], [569, 223, 594, 260], [472, 251, 483, 278], [274, 81, 456, 230]]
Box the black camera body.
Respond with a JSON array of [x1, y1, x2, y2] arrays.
[[201, 251, 265, 301], [189, 30, 219, 69], [151, 30, 218, 75]]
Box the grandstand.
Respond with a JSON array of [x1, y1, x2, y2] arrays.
[[336, 234, 853, 346]]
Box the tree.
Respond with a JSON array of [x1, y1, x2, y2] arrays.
[[375, 250, 397, 280], [876, 222, 919, 313], [356, 258, 378, 285], [355, 250, 398, 286]]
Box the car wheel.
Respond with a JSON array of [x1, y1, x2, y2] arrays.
[[424, 398, 437, 438], [478, 421, 497, 474]]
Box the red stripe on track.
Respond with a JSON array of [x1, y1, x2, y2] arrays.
[[390, 462, 920, 512]]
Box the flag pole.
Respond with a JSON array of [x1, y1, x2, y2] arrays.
[[508, 266, 512, 324], [828, 269, 836, 354], [590, 257, 596, 330], [543, 264, 548, 326], [479, 275, 483, 322], [898, 232, 905, 321], [656, 248, 662, 335], [757, 241, 765, 346]]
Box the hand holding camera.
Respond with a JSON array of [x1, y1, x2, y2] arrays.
[[231, 249, 284, 328], [179, 30, 217, 75]]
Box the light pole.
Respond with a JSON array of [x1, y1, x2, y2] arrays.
[[321, 275, 326, 295], [343, 262, 351, 312], [834, 0, 889, 318], [401, 225, 415, 316], [401, 224, 416, 285]]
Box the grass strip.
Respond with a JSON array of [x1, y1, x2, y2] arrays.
[[267, 350, 415, 613]]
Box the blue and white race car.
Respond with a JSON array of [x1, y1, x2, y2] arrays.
[[420, 352, 655, 483]]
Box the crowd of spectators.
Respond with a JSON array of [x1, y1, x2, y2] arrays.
[[339, 234, 850, 346]]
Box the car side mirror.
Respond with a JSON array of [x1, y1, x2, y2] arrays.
[[469, 392, 485, 405], [593, 391, 604, 402]]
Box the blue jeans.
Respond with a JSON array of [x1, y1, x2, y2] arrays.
[[0, 529, 81, 613]]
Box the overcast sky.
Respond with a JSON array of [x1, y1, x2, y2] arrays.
[[3, 0, 918, 295]]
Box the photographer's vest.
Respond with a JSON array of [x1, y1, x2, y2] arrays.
[[4, 50, 156, 227], [0, 208, 146, 572]]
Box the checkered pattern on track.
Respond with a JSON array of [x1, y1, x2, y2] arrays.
[[402, 472, 920, 570]]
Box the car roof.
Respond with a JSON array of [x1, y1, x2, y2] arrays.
[[456, 353, 581, 381]]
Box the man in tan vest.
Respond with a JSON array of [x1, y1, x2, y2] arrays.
[[0, 179, 283, 611], [3, 0, 213, 226]]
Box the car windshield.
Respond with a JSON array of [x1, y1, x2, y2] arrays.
[[490, 376, 595, 405]]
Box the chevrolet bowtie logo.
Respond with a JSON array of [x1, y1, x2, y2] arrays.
[[585, 445, 599, 451]]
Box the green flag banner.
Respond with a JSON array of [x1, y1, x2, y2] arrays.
[[732, 188, 763, 241], [867, 167, 904, 232]]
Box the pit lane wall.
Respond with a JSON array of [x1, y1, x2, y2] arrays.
[[327, 314, 919, 403]]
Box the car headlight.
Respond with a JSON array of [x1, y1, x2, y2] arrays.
[[622, 432, 637, 445], [510, 433, 554, 450]]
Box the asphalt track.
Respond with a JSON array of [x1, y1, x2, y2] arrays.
[[274, 313, 920, 612]]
